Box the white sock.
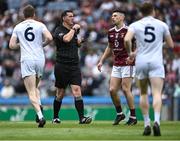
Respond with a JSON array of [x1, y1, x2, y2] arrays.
[[154, 112, 160, 125], [117, 112, 123, 116], [143, 114, 150, 127], [37, 110, 43, 119], [38, 99, 42, 105]]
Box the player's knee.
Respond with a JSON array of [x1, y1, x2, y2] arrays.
[[109, 87, 117, 95], [121, 84, 130, 94]]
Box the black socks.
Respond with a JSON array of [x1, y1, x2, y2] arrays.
[[53, 97, 62, 119], [74, 96, 84, 120]]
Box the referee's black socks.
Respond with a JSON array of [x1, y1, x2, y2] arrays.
[[53, 96, 62, 119], [74, 96, 84, 120]]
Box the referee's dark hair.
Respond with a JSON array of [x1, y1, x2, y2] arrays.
[[23, 4, 35, 18], [60, 10, 73, 22]]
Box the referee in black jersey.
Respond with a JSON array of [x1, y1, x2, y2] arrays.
[[52, 10, 92, 124]]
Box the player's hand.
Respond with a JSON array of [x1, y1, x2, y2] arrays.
[[126, 52, 136, 65], [97, 62, 103, 72], [126, 56, 134, 65]]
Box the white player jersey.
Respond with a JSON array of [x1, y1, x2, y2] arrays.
[[12, 19, 48, 61], [128, 16, 170, 64]]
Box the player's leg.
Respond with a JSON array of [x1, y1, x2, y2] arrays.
[[149, 77, 163, 136], [109, 77, 125, 125], [35, 77, 46, 127], [121, 77, 137, 125], [36, 77, 42, 107], [35, 60, 45, 123], [21, 60, 45, 127], [24, 75, 40, 112], [110, 66, 125, 125], [23, 75, 45, 127], [136, 62, 152, 134], [139, 79, 151, 135], [149, 62, 164, 136], [35, 77, 43, 123]]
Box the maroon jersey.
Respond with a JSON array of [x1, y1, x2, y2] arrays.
[[108, 25, 135, 66]]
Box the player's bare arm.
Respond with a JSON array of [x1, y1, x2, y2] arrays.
[[124, 30, 136, 65], [124, 30, 134, 54], [9, 36, 20, 49], [42, 30, 53, 47], [126, 49, 136, 65], [164, 34, 174, 49], [97, 44, 112, 72]]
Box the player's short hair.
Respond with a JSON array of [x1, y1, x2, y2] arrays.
[[23, 4, 35, 18], [140, 2, 154, 16], [112, 9, 125, 16], [61, 10, 73, 22]]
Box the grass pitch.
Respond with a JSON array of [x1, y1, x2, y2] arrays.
[[0, 121, 179, 140]]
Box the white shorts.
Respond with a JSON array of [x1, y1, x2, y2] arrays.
[[21, 60, 45, 78], [136, 62, 165, 80], [111, 66, 135, 78]]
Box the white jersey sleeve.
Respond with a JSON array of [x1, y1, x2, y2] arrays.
[[12, 26, 18, 38], [41, 23, 48, 33]]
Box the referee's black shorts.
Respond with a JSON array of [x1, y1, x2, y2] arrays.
[[54, 62, 82, 89]]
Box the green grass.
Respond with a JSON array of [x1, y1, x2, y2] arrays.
[[0, 121, 179, 140]]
